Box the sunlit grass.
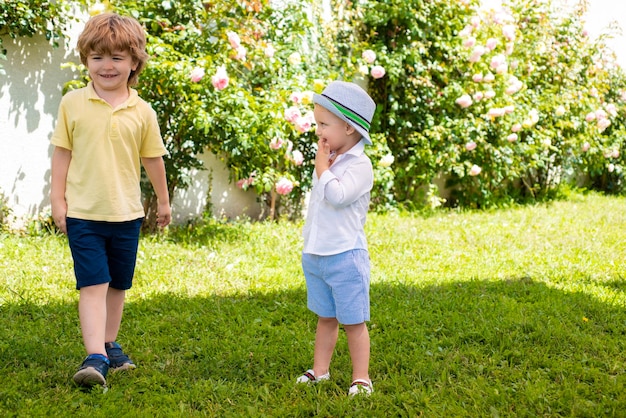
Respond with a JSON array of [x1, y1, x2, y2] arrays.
[[1, 192, 625, 416]]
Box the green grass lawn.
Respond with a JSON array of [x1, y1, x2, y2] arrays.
[[1, 192, 626, 417]]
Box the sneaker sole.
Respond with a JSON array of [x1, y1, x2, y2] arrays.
[[110, 363, 136, 372], [73, 367, 106, 387]]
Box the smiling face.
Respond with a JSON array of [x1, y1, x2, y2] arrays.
[[86, 49, 137, 97], [313, 105, 361, 155]]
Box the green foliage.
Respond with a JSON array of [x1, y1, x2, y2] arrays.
[[0, 190, 11, 232], [0, 0, 81, 75], [104, 0, 332, 221], [2, 194, 626, 415], [343, 0, 626, 208]]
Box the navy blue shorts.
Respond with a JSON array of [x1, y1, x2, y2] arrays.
[[66, 217, 143, 290]]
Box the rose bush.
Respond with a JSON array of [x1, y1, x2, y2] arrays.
[[340, 0, 626, 208], [53, 0, 626, 219]]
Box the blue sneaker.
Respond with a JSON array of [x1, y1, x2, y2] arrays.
[[73, 354, 109, 387], [105, 341, 136, 371]]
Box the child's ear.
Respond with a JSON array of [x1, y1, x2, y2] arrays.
[[345, 123, 356, 135]]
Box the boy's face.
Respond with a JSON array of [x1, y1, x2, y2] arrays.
[[313, 105, 359, 155], [86, 49, 137, 96]]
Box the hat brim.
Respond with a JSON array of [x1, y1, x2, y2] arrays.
[[313, 94, 372, 145]]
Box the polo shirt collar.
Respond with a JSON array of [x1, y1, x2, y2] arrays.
[[87, 81, 139, 107]]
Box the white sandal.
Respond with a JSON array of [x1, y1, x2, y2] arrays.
[[348, 378, 373, 396], [296, 369, 330, 384]]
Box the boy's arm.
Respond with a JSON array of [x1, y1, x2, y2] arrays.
[[141, 156, 171, 228], [51, 146, 72, 234]]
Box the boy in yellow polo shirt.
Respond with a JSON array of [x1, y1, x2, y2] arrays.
[[50, 13, 171, 388]]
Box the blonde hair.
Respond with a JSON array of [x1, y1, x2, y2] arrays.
[[77, 13, 149, 86]]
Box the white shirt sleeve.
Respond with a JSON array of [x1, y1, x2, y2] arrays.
[[318, 157, 373, 208]]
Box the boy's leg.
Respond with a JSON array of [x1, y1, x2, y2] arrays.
[[313, 316, 339, 377], [105, 287, 126, 343], [78, 283, 109, 356], [344, 322, 370, 382]]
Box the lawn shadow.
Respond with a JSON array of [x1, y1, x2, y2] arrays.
[[2, 276, 625, 416]]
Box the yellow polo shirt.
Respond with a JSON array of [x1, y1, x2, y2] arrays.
[[51, 82, 167, 222]]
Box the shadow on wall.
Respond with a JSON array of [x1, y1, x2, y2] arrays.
[[0, 33, 78, 222], [1, 34, 76, 132]]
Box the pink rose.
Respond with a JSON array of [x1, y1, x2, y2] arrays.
[[598, 118, 611, 132], [270, 137, 284, 150], [595, 109, 608, 120], [505, 76, 522, 95], [459, 25, 473, 38], [234, 46, 247, 61], [211, 66, 229, 90], [371, 65, 386, 79], [585, 112, 596, 122], [507, 133, 518, 142], [473, 92, 484, 101], [284, 106, 301, 123], [582, 142, 590, 152], [469, 165, 482, 176], [483, 72, 495, 83], [493, 12, 513, 25], [295, 116, 312, 133], [362, 49, 376, 64], [236, 172, 256, 189], [504, 105, 515, 114], [502, 25, 516, 42], [292, 150, 304, 166], [190, 67, 205, 83], [511, 123, 522, 133], [487, 108, 505, 118], [484, 90, 496, 99], [490, 54, 506, 71], [464, 37, 477, 48], [505, 42, 515, 55], [456, 94, 473, 108], [470, 16, 481, 28], [275, 178, 294, 195], [606, 103, 618, 117], [486, 38, 498, 51], [290, 92, 303, 104], [265, 44, 276, 58], [227, 31, 241, 49], [469, 45, 486, 62], [465, 141, 477, 151], [611, 149, 620, 159], [472, 73, 483, 82]]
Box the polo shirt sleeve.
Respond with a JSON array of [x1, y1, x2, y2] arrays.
[[50, 95, 74, 150], [139, 105, 167, 158], [319, 156, 373, 208]]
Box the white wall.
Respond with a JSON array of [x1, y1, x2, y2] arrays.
[[0, 33, 72, 221], [0, 28, 261, 226]]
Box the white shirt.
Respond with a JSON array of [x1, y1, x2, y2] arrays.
[[303, 139, 373, 255]]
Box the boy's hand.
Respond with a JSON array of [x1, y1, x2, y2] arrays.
[[51, 200, 68, 234], [156, 201, 171, 228], [315, 139, 331, 177]]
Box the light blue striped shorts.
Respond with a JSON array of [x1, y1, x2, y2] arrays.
[[302, 249, 371, 325]]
